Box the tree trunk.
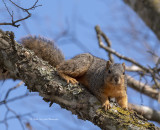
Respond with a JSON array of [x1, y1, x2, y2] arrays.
[[123, 0, 160, 40]]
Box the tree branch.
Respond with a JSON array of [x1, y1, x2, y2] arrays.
[[123, 0, 160, 40], [129, 103, 160, 123], [0, 0, 41, 27], [95, 25, 150, 72], [0, 30, 158, 129], [127, 75, 159, 100], [95, 26, 114, 63]]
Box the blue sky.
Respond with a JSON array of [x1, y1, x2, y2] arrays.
[[0, 0, 160, 129]]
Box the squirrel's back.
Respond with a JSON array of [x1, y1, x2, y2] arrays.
[[85, 57, 106, 89], [20, 36, 65, 67]]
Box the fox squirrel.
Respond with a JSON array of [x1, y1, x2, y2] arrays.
[[20, 36, 128, 110]]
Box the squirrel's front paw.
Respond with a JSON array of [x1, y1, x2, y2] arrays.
[[122, 106, 128, 110], [102, 100, 111, 111]]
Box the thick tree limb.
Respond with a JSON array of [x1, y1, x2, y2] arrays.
[[127, 75, 159, 100], [129, 103, 160, 123], [126, 65, 144, 72], [123, 0, 160, 40], [0, 30, 159, 129]]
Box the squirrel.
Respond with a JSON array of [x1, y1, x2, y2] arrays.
[[20, 36, 128, 110]]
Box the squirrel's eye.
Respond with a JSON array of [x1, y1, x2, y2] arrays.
[[108, 70, 111, 73], [123, 72, 125, 75]]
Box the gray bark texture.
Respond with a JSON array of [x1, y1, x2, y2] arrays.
[[123, 0, 160, 40], [0, 30, 159, 130]]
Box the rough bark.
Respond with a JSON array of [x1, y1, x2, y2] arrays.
[[0, 30, 159, 130], [123, 0, 160, 40], [129, 103, 160, 123]]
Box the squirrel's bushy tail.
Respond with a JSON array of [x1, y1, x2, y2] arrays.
[[20, 36, 65, 67]]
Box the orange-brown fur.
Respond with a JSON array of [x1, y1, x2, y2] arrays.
[[103, 78, 128, 109]]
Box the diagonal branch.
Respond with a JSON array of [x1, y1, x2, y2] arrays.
[[95, 26, 114, 63], [0, 29, 158, 129], [127, 75, 159, 100], [95, 25, 149, 72], [129, 103, 160, 123]]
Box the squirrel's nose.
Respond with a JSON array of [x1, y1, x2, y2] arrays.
[[114, 77, 119, 83]]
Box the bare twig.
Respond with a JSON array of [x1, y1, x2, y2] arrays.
[[0, 81, 25, 105], [2, 0, 12, 17], [0, 0, 41, 27], [0, 93, 29, 105], [0, 110, 34, 130], [4, 81, 24, 100], [95, 25, 114, 62], [5, 104, 25, 130], [0, 81, 36, 130], [96, 25, 149, 72]]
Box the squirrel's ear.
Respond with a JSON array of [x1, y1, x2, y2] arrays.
[[122, 63, 125, 70], [106, 60, 112, 69]]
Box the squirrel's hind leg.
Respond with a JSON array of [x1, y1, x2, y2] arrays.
[[57, 53, 93, 84], [58, 72, 78, 84]]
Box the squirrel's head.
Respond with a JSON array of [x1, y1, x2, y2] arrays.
[[104, 61, 125, 86]]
